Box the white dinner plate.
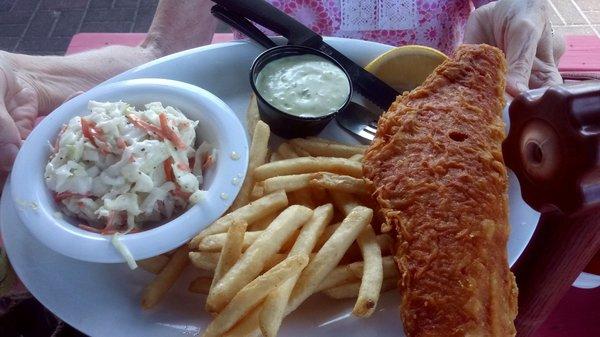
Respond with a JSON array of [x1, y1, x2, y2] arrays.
[[1, 38, 540, 337]]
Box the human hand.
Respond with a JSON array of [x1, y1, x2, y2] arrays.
[[0, 55, 39, 187], [465, 0, 565, 96]]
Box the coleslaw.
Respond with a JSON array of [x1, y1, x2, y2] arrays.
[[45, 101, 215, 235]]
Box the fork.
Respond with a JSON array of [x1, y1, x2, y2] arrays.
[[335, 101, 383, 143]]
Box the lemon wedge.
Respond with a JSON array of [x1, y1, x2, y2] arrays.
[[365, 45, 448, 93]]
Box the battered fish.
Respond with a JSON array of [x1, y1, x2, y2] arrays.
[[363, 44, 517, 337]]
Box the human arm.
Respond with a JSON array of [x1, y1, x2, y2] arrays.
[[0, 0, 217, 185]]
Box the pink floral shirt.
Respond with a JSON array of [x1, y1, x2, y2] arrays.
[[239, 0, 493, 55]]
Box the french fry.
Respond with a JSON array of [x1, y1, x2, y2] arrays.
[[276, 143, 299, 159], [353, 225, 383, 317], [348, 256, 398, 280], [342, 234, 394, 261], [279, 229, 302, 253], [322, 277, 397, 299], [260, 173, 313, 194], [250, 184, 265, 200], [141, 245, 190, 309], [254, 157, 363, 181], [198, 229, 259, 252], [329, 190, 361, 216], [224, 310, 261, 337], [268, 253, 316, 270], [290, 138, 366, 158], [287, 205, 334, 260], [138, 254, 170, 274], [199, 229, 301, 254], [189, 251, 220, 271], [189, 251, 288, 272], [209, 221, 247, 296], [263, 253, 288, 270], [230, 121, 270, 210], [189, 277, 212, 294], [248, 212, 278, 231], [315, 262, 359, 292], [246, 94, 260, 137], [259, 204, 334, 337], [190, 190, 288, 246], [314, 223, 341, 250], [291, 144, 311, 157], [349, 154, 364, 162], [313, 256, 398, 290], [322, 281, 361, 299], [269, 152, 282, 163], [287, 206, 373, 313], [306, 136, 341, 145], [310, 172, 373, 195], [202, 254, 310, 337], [207, 205, 313, 312]]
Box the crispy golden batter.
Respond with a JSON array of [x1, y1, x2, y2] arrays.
[[363, 44, 517, 337]]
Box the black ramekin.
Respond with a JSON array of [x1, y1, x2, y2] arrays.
[[249, 45, 352, 138]]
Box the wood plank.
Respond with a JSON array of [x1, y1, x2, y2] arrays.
[[65, 33, 234, 55], [558, 35, 600, 72]]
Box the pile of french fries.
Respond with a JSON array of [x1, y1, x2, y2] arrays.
[[137, 102, 398, 337]]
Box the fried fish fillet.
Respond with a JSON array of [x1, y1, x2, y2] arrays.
[[363, 44, 517, 337]]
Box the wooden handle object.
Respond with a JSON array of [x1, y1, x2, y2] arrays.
[[503, 81, 600, 336], [512, 210, 600, 337]]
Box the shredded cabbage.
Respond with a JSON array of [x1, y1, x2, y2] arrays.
[[111, 233, 137, 270], [45, 101, 214, 236]]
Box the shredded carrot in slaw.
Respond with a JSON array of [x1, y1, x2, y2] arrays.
[[78, 224, 103, 233], [163, 158, 175, 182], [127, 114, 163, 135], [159, 113, 187, 150], [54, 191, 92, 202], [127, 113, 187, 150], [80, 118, 112, 154]]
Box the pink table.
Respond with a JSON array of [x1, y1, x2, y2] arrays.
[[66, 33, 600, 74], [558, 36, 600, 73], [65, 32, 600, 337]]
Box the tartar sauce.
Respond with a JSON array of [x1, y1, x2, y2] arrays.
[[255, 54, 350, 118]]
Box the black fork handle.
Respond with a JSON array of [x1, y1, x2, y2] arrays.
[[211, 0, 321, 46], [211, 5, 276, 49]]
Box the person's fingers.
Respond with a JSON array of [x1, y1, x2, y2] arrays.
[[0, 61, 24, 172], [528, 23, 563, 89], [6, 86, 38, 139], [504, 18, 544, 96], [464, 14, 486, 44], [0, 107, 21, 172], [529, 58, 563, 89], [535, 23, 556, 63], [552, 30, 566, 65], [464, 3, 495, 44]]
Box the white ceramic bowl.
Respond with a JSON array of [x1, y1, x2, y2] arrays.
[[10, 78, 249, 263]]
